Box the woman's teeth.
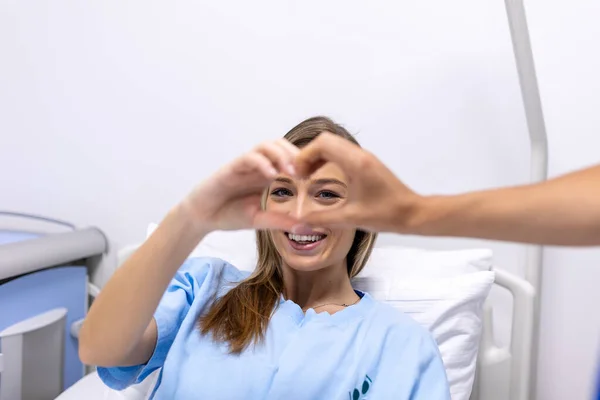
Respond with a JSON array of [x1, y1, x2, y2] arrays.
[[287, 233, 325, 242]]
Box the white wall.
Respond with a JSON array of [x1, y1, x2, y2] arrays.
[[0, 1, 598, 399], [525, 2, 600, 399]]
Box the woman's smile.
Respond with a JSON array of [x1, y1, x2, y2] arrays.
[[284, 231, 328, 254]]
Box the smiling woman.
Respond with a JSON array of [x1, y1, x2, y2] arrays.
[[86, 116, 451, 400], [200, 117, 378, 353]]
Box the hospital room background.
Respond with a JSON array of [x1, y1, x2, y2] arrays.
[[1, 1, 599, 399]]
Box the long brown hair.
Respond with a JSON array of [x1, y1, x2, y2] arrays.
[[199, 116, 378, 353]]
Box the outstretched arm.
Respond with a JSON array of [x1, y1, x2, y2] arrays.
[[80, 140, 300, 367], [413, 165, 600, 246], [295, 132, 600, 246]]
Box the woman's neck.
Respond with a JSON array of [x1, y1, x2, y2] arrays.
[[281, 261, 358, 311]]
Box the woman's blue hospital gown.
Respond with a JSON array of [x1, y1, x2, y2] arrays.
[[98, 257, 450, 399]]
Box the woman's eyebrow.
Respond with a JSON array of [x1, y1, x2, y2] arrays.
[[273, 177, 293, 184], [311, 178, 347, 188], [273, 177, 347, 188]]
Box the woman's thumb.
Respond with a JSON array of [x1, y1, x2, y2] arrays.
[[293, 209, 352, 231], [253, 211, 302, 231]]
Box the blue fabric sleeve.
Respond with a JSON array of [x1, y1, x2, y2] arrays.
[[409, 333, 451, 399], [369, 326, 451, 399], [97, 259, 213, 390]]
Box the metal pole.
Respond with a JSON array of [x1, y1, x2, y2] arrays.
[[503, 1, 549, 398]]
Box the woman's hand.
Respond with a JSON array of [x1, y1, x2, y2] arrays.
[[81, 139, 304, 367], [184, 139, 302, 233]]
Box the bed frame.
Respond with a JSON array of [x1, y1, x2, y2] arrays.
[[470, 1, 548, 399], [0, 213, 109, 400]]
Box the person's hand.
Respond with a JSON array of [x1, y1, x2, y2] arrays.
[[294, 132, 424, 233], [184, 139, 302, 233]]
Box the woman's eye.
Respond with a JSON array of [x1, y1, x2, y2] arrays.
[[317, 190, 339, 199], [271, 188, 292, 197]]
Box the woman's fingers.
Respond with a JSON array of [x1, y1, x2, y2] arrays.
[[237, 193, 301, 230], [294, 132, 364, 178], [274, 138, 300, 159], [255, 141, 297, 176], [239, 139, 297, 179], [253, 210, 303, 231], [295, 207, 355, 231], [239, 152, 278, 179], [234, 140, 298, 181]]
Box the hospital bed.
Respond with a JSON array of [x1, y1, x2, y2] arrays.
[[51, 233, 533, 400], [0, 212, 108, 400], [1, 0, 548, 398], [0, 218, 540, 400]]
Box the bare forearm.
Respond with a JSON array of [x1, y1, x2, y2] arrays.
[[410, 165, 600, 246], [79, 202, 208, 365]]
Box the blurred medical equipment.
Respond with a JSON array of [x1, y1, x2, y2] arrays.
[[0, 212, 108, 400]]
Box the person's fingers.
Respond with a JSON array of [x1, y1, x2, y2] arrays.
[[273, 139, 300, 176], [294, 132, 364, 177], [294, 208, 356, 231], [253, 210, 303, 231], [274, 138, 300, 158], [238, 152, 278, 179], [256, 141, 296, 176]]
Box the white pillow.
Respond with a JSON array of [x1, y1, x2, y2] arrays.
[[146, 224, 258, 271], [145, 224, 494, 400], [362, 246, 492, 277]]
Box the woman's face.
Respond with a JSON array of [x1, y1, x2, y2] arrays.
[[266, 162, 356, 272]]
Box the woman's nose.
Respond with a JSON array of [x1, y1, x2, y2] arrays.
[[289, 194, 312, 219]]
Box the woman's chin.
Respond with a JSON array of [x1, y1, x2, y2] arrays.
[[281, 254, 328, 272]]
